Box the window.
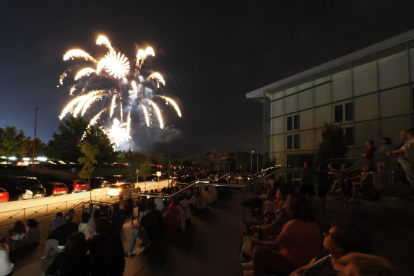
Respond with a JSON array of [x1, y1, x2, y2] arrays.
[[294, 115, 300, 129], [334, 105, 343, 123], [294, 134, 300, 149], [287, 135, 293, 149], [287, 117, 293, 131], [345, 103, 354, 121], [412, 88, 414, 110], [345, 127, 354, 145], [287, 115, 300, 131]]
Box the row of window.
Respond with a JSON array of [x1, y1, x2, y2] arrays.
[[286, 127, 354, 150], [286, 103, 354, 132]]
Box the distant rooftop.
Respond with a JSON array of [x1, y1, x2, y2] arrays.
[[246, 28, 414, 99]]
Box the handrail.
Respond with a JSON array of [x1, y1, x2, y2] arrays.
[[344, 154, 392, 173]]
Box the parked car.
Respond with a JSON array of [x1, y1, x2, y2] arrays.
[[67, 180, 89, 193], [0, 176, 46, 200], [0, 188, 9, 202], [45, 182, 68, 196], [107, 183, 139, 198], [89, 177, 109, 189]]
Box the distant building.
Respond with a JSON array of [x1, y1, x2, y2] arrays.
[[247, 29, 414, 167]]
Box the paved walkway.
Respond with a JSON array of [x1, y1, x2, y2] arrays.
[[4, 189, 414, 276]]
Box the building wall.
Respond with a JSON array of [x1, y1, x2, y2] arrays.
[[266, 42, 414, 167]]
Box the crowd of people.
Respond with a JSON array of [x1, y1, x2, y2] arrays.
[[241, 181, 395, 276]]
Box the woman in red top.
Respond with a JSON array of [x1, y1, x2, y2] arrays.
[[163, 203, 179, 237], [243, 193, 321, 276], [362, 140, 376, 161]]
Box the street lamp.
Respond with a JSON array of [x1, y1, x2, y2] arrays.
[[251, 151, 254, 175], [31, 107, 41, 172]]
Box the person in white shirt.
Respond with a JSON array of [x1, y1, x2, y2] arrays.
[[175, 194, 193, 230], [388, 128, 414, 199], [78, 212, 96, 239], [0, 243, 14, 276]]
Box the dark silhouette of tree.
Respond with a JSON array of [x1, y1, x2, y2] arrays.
[[317, 122, 348, 162]]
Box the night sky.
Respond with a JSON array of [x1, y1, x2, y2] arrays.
[[1, 0, 414, 156]]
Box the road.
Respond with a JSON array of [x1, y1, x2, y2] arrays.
[[0, 179, 170, 227]]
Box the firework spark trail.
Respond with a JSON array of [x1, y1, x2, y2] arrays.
[[131, 81, 138, 97], [96, 35, 114, 53], [75, 68, 96, 80], [63, 49, 97, 63], [69, 85, 77, 96], [81, 94, 103, 116], [146, 72, 165, 87], [73, 90, 105, 118], [140, 103, 150, 127], [104, 51, 130, 79], [126, 110, 131, 136], [89, 108, 108, 127], [148, 99, 164, 129], [110, 95, 117, 118], [157, 95, 182, 117], [59, 72, 67, 85], [59, 97, 84, 120], [120, 101, 123, 123]]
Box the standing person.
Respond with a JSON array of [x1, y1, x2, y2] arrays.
[[176, 194, 192, 230], [124, 200, 165, 257], [316, 164, 329, 210], [395, 130, 407, 150], [300, 160, 316, 204], [43, 213, 78, 259], [0, 243, 14, 276], [111, 203, 126, 231], [43, 232, 93, 276], [243, 193, 320, 276], [87, 218, 125, 276], [78, 212, 95, 239], [375, 137, 393, 173], [362, 140, 376, 161], [387, 128, 414, 199], [50, 212, 65, 233]]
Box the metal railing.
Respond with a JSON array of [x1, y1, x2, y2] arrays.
[[0, 194, 117, 228]]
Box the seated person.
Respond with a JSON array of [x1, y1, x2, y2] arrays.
[[0, 243, 14, 276], [50, 212, 65, 233], [243, 193, 321, 276], [349, 166, 373, 202], [79, 212, 96, 238], [328, 163, 350, 194], [261, 187, 276, 216], [176, 194, 192, 231], [25, 219, 41, 245], [87, 218, 125, 276], [335, 253, 394, 276], [249, 183, 292, 237], [43, 213, 78, 258], [111, 203, 126, 231], [43, 232, 93, 276], [163, 203, 179, 237], [125, 200, 165, 257], [68, 209, 81, 225], [202, 187, 214, 204], [289, 220, 372, 276], [2, 221, 26, 252], [189, 187, 207, 210]]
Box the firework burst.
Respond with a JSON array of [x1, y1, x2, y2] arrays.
[[58, 35, 182, 147]]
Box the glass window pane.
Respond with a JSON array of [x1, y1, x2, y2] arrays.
[[287, 117, 293, 131], [294, 115, 300, 129], [345, 102, 354, 121], [334, 105, 343, 123], [294, 134, 300, 149], [287, 135, 292, 149]]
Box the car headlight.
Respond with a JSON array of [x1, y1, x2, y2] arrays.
[[25, 190, 33, 195]]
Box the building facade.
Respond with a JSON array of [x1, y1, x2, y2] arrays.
[[247, 30, 414, 167]]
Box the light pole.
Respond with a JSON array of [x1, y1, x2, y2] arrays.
[[31, 107, 41, 172], [168, 147, 172, 187], [257, 152, 259, 175], [251, 151, 254, 176]]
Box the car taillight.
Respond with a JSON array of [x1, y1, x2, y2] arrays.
[[54, 190, 57, 194]]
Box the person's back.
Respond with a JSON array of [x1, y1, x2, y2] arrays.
[[163, 203, 179, 237], [87, 219, 125, 276], [111, 204, 126, 230], [51, 215, 65, 232], [25, 219, 41, 245], [279, 219, 321, 267], [45, 250, 92, 276], [141, 209, 165, 242], [50, 222, 79, 246]]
